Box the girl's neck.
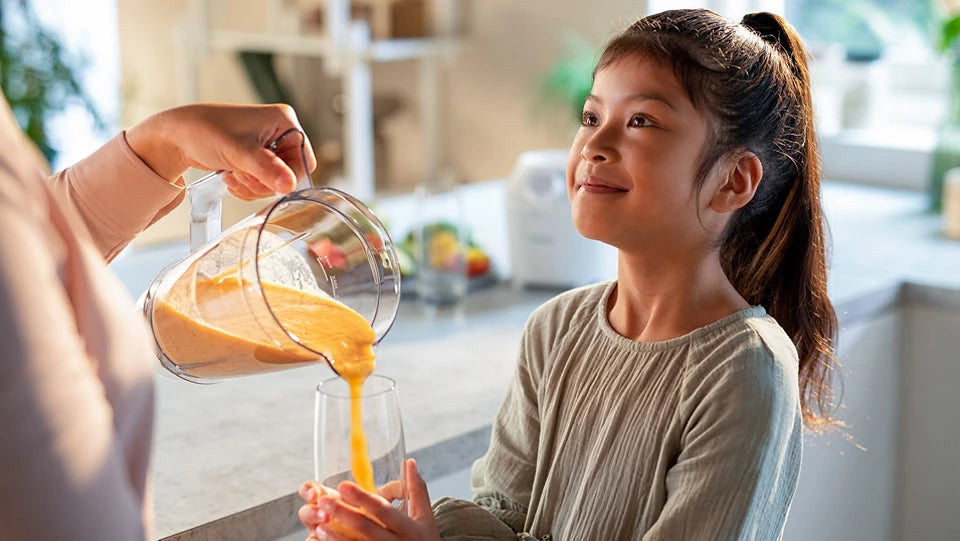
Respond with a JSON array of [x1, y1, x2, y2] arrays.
[[608, 248, 751, 342]]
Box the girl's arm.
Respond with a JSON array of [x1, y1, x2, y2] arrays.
[[433, 317, 549, 538], [644, 343, 803, 540]]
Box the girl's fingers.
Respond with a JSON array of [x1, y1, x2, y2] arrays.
[[313, 524, 352, 541], [318, 493, 396, 541], [377, 479, 404, 503], [406, 459, 435, 521], [338, 482, 409, 535], [299, 481, 324, 504], [298, 503, 331, 530]]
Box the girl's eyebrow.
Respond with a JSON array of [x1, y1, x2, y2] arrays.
[[585, 92, 676, 110]]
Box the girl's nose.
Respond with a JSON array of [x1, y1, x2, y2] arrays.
[[583, 149, 608, 162], [581, 131, 617, 163]]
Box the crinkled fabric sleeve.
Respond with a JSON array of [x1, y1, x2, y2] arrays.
[[643, 339, 803, 541], [47, 132, 184, 262], [434, 310, 551, 539]]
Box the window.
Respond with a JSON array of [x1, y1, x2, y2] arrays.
[[786, 0, 938, 57], [647, 0, 944, 188]]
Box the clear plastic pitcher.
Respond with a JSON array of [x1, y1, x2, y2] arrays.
[[139, 131, 400, 383]]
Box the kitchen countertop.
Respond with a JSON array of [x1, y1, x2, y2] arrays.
[[108, 181, 960, 540]]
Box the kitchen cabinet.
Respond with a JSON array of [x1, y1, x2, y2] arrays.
[[785, 290, 960, 541], [898, 300, 960, 540], [784, 309, 902, 541]]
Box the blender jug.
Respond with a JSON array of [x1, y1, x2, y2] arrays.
[[139, 131, 400, 383]]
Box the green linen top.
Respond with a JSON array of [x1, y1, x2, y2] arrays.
[[433, 281, 803, 541]]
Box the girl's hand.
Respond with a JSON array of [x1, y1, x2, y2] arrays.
[[298, 458, 440, 541], [298, 482, 339, 540], [126, 103, 318, 200]]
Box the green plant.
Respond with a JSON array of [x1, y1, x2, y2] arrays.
[[940, 5, 960, 52], [0, 0, 105, 163], [541, 32, 598, 126]]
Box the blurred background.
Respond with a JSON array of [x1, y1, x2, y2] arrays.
[[6, 0, 957, 244], [6, 2, 960, 541]]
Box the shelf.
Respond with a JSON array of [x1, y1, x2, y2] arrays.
[[207, 30, 332, 57], [206, 29, 459, 62], [187, 0, 463, 200]]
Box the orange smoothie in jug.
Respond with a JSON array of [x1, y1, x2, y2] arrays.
[[152, 275, 378, 493]]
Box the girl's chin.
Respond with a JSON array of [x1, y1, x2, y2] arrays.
[[572, 220, 614, 244]]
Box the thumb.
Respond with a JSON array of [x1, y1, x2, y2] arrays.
[[239, 147, 298, 194], [406, 458, 433, 520]]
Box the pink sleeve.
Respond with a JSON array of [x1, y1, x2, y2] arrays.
[[47, 132, 185, 261], [0, 189, 149, 540]]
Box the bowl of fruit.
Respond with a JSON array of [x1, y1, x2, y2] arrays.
[[395, 222, 496, 296]]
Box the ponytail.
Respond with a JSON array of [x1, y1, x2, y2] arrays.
[[599, 10, 840, 430], [736, 12, 838, 432]]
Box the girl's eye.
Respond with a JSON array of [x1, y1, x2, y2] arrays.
[[581, 111, 599, 127], [629, 114, 651, 128]]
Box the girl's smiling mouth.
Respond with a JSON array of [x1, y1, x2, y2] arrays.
[[579, 175, 629, 194]]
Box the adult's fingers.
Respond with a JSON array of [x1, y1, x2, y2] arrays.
[[269, 128, 318, 180], [233, 146, 298, 194], [233, 170, 276, 198], [223, 175, 258, 201], [265, 105, 318, 176]]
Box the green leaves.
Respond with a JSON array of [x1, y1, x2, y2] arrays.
[[0, 1, 105, 163], [541, 33, 598, 126], [940, 14, 960, 53]]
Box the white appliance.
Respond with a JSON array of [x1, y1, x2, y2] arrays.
[[506, 149, 618, 289]]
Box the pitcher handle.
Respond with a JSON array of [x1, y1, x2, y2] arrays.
[[188, 170, 228, 253], [186, 128, 312, 253]]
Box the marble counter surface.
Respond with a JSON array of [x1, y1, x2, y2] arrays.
[[108, 181, 960, 540]]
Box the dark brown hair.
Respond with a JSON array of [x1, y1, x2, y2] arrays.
[[597, 9, 839, 431]]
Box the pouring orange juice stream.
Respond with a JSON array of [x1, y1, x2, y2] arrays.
[[153, 275, 379, 492]]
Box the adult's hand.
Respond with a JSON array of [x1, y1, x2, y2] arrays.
[[126, 103, 318, 200]]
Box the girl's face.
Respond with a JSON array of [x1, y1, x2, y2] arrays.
[[566, 55, 715, 253]]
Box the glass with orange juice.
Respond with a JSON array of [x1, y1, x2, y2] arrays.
[[315, 375, 406, 537]]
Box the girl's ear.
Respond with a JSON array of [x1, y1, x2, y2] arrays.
[[709, 152, 762, 213]]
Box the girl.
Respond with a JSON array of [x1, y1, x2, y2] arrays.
[[299, 8, 838, 540]]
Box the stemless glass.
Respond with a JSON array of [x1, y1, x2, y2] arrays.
[[315, 374, 406, 537]]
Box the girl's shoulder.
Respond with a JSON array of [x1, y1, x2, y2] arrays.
[[525, 280, 612, 334], [682, 309, 800, 404]]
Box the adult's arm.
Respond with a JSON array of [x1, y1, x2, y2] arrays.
[[47, 132, 184, 262], [48, 102, 319, 262], [0, 177, 149, 539]]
